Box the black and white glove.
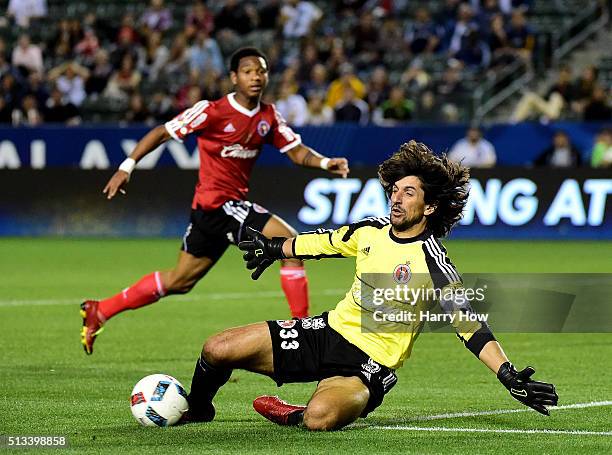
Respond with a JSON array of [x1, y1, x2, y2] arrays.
[[238, 227, 287, 280], [497, 362, 558, 416]]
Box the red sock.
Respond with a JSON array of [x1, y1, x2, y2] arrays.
[[280, 266, 309, 318], [97, 272, 166, 321]]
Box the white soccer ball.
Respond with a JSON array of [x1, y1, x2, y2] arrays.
[[130, 374, 189, 427]]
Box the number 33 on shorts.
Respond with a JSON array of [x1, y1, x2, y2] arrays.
[[279, 329, 299, 350]]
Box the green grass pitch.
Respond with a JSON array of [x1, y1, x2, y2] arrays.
[[1, 239, 611, 454]]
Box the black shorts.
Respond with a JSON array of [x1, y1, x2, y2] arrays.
[[181, 200, 273, 261], [267, 312, 398, 417]]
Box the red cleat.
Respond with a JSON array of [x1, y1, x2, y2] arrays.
[[80, 300, 104, 355], [253, 395, 306, 426]]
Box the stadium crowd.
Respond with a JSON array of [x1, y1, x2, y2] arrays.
[[0, 0, 555, 126]]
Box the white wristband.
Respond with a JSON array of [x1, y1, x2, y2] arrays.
[[119, 158, 136, 175], [320, 158, 330, 170]]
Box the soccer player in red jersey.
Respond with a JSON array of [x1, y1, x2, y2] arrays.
[[80, 47, 350, 354]]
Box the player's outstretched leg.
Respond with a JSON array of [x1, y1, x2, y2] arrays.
[[253, 376, 369, 431], [262, 215, 309, 318], [80, 251, 215, 354], [185, 322, 274, 423]]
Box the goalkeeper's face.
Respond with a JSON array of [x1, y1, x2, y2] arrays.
[[389, 175, 435, 232]]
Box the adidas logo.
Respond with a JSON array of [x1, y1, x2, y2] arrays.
[[361, 246, 370, 255], [223, 123, 236, 133]]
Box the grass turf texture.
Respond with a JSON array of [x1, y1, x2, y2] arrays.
[[0, 239, 611, 454]]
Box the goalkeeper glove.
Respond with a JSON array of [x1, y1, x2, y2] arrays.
[[238, 227, 287, 280], [497, 361, 558, 416]]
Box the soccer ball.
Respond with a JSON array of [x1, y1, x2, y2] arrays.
[[130, 374, 189, 427]]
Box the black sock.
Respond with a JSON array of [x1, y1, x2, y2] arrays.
[[188, 355, 232, 411], [287, 410, 304, 426]]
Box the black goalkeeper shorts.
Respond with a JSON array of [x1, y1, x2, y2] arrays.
[[267, 312, 398, 417], [181, 200, 273, 261]]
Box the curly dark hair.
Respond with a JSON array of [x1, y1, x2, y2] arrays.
[[229, 47, 268, 73], [378, 140, 470, 238]]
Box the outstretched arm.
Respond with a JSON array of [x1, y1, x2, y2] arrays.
[[285, 144, 350, 178], [443, 293, 559, 415], [103, 125, 171, 199], [239, 224, 359, 279]]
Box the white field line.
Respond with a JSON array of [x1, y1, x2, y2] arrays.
[[369, 426, 612, 436], [0, 288, 347, 308], [414, 400, 612, 421]]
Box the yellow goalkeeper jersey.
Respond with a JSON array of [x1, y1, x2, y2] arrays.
[[293, 217, 489, 370]]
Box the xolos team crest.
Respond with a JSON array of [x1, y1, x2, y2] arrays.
[[392, 262, 411, 284]]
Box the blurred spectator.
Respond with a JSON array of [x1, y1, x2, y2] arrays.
[[185, 1, 215, 40], [12, 34, 43, 76], [334, 84, 369, 125], [583, 86, 611, 122], [590, 128, 612, 168], [448, 4, 477, 54], [12, 94, 42, 126], [327, 63, 365, 108], [448, 126, 496, 167], [149, 91, 174, 121], [215, 0, 258, 36], [400, 60, 431, 94], [258, 0, 281, 29], [455, 29, 490, 70], [379, 16, 405, 57], [48, 19, 78, 62], [86, 49, 113, 95], [571, 66, 598, 115], [7, 0, 47, 28], [48, 61, 89, 106], [43, 87, 80, 124], [116, 14, 139, 46], [26, 72, 48, 107], [436, 61, 465, 99], [498, 0, 534, 14], [111, 15, 141, 69], [488, 13, 514, 68], [476, 0, 502, 33], [415, 90, 440, 121], [201, 70, 223, 100], [104, 55, 141, 101], [1, 73, 22, 111], [175, 68, 202, 110], [161, 34, 189, 81], [306, 92, 334, 125], [188, 31, 224, 76], [301, 63, 329, 99], [138, 31, 169, 81], [296, 43, 320, 84], [505, 9, 535, 63], [512, 66, 574, 122], [365, 66, 390, 113], [437, 0, 462, 27], [351, 11, 380, 67], [280, 0, 322, 39], [140, 0, 172, 34], [534, 130, 582, 167], [123, 93, 153, 124], [404, 7, 442, 55], [373, 87, 414, 125], [74, 28, 100, 66], [275, 81, 308, 127], [0, 97, 12, 123]]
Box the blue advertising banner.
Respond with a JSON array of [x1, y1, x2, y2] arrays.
[[0, 122, 607, 168], [0, 168, 610, 239]]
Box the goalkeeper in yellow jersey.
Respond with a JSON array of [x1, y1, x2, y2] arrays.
[[182, 141, 558, 430]]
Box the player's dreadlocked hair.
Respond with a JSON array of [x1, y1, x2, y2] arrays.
[[229, 47, 269, 73], [378, 140, 470, 238]]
